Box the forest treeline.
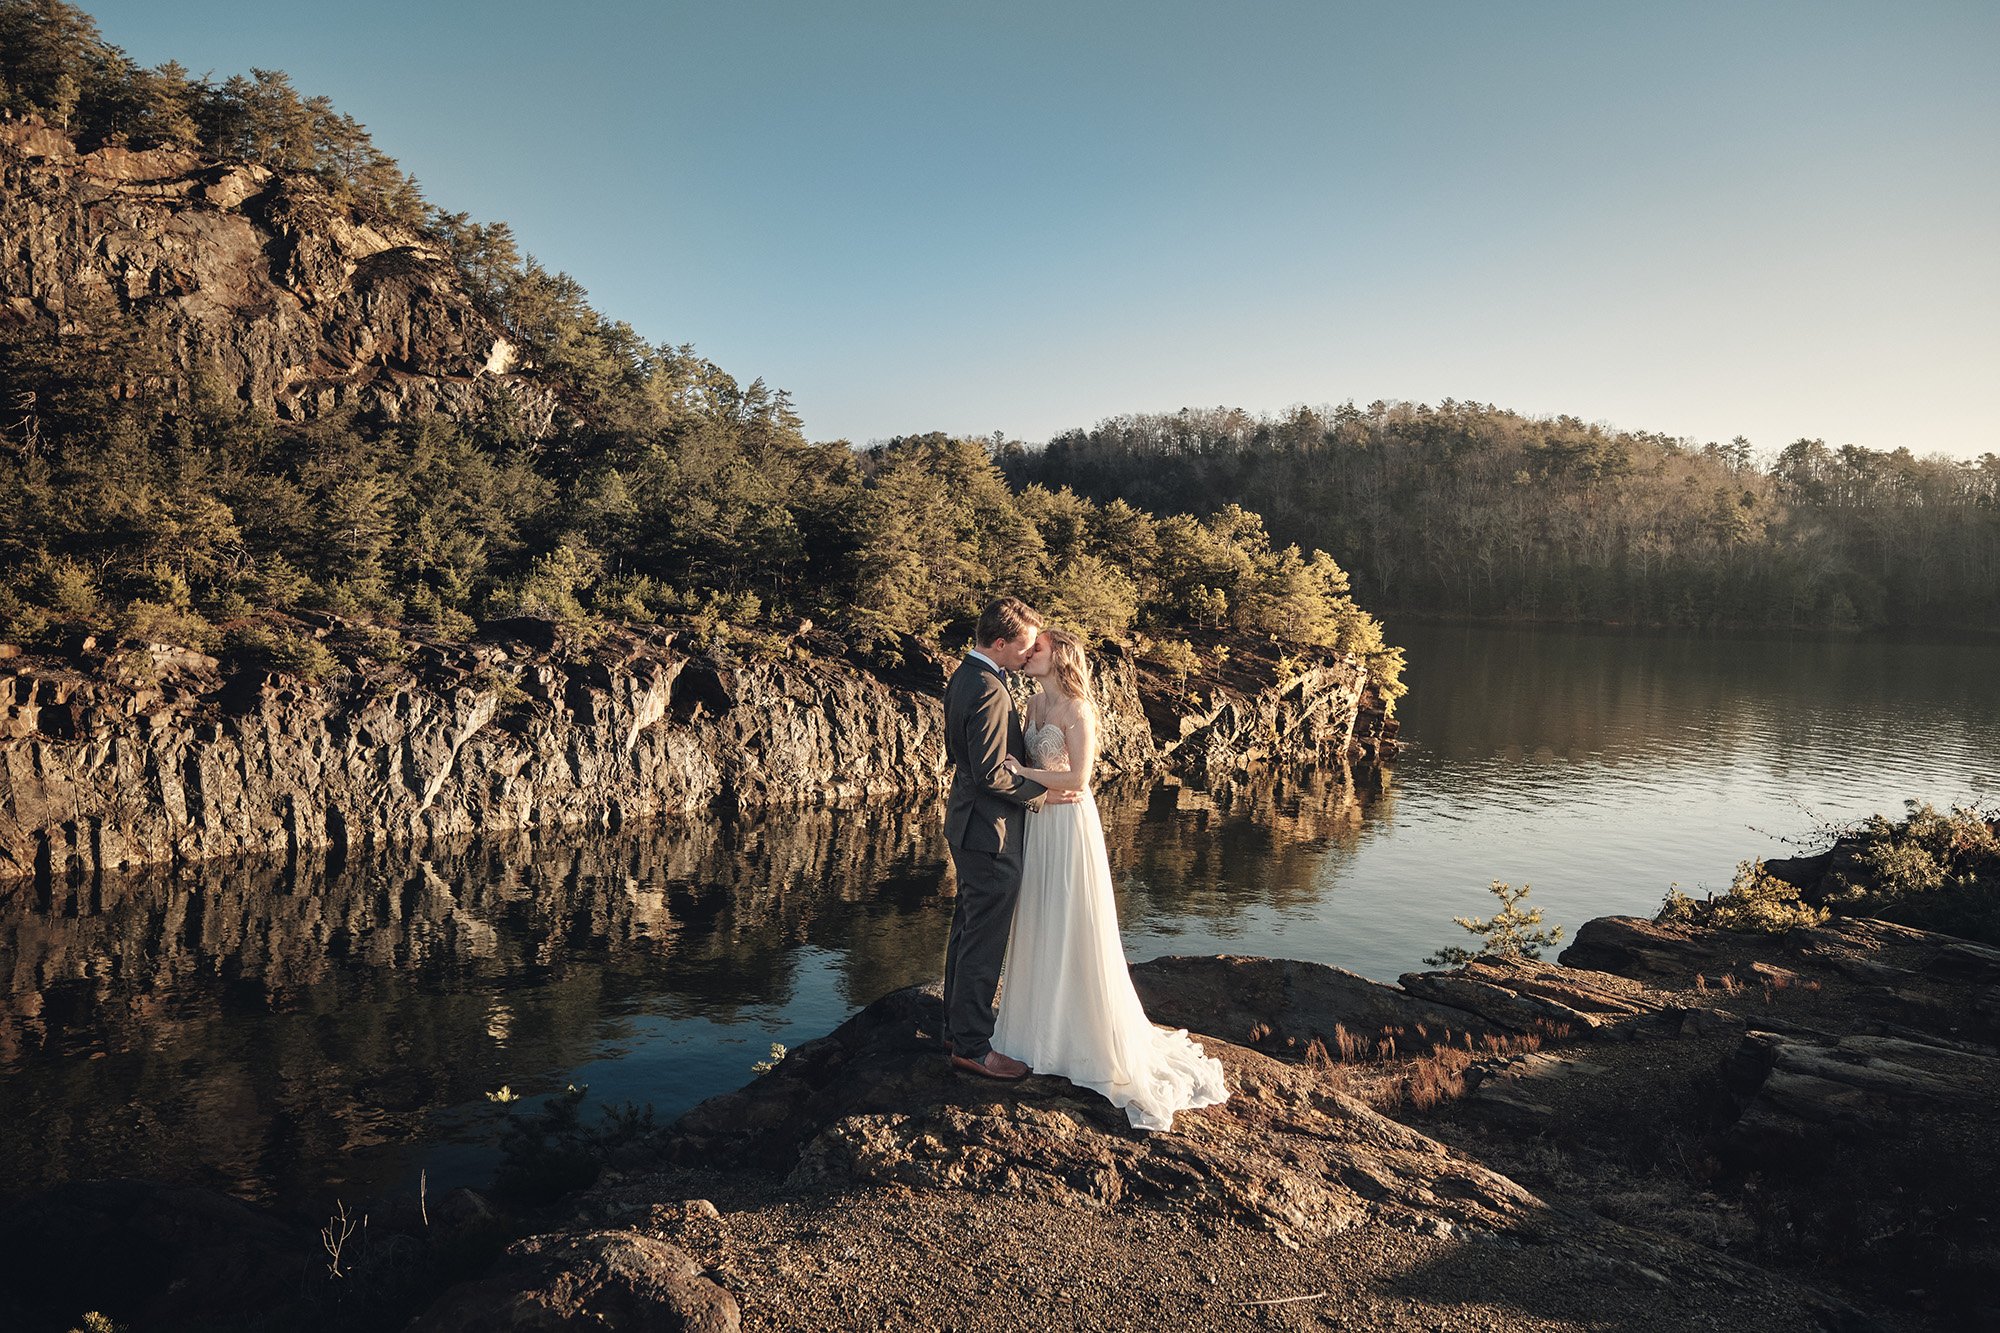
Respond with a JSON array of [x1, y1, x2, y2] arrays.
[[1006, 403, 2000, 631], [0, 2, 1404, 694]]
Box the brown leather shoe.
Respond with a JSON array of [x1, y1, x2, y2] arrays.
[[948, 1049, 1030, 1081]]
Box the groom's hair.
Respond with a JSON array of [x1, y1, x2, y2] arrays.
[[976, 596, 1041, 647]]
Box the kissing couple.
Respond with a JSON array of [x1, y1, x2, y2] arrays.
[[939, 596, 1229, 1132]]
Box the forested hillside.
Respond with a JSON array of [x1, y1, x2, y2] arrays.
[[0, 1, 1402, 696], [1007, 403, 2000, 631]]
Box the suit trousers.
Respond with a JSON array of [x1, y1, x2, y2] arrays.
[[942, 839, 1024, 1060]]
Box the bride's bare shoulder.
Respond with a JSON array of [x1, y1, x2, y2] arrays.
[[1052, 695, 1097, 731]]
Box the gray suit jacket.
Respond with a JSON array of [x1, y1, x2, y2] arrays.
[[943, 655, 1047, 853]]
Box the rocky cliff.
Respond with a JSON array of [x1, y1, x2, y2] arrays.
[[0, 117, 557, 429], [0, 619, 1393, 883]]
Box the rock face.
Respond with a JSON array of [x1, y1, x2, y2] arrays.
[[0, 623, 1390, 882], [0, 120, 558, 430]]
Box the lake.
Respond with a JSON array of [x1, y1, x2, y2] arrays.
[[2, 622, 1994, 1214]]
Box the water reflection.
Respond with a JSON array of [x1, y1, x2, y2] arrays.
[[1108, 765, 1391, 930], [0, 766, 1380, 1207], [1400, 624, 2000, 777]]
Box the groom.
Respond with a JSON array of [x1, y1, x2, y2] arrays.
[[940, 595, 1075, 1079]]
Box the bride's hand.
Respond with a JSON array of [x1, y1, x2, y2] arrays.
[[1003, 757, 1023, 776]]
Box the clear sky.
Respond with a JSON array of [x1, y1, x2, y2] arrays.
[[77, 1, 2000, 457]]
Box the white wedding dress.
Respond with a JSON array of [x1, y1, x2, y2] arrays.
[[991, 722, 1230, 1131]]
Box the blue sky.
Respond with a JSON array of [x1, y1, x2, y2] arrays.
[[80, 1, 2000, 457]]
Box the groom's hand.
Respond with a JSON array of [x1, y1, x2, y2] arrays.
[[1045, 789, 1083, 805]]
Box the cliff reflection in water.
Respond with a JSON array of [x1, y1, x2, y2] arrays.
[[0, 764, 1383, 1206], [1106, 765, 1390, 930]]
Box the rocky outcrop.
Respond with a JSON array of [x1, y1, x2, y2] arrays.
[[1127, 951, 1686, 1068], [405, 962, 1878, 1331], [1558, 913, 1744, 981], [1564, 912, 2000, 1043], [1397, 955, 1678, 1039], [1546, 913, 2000, 1325], [659, 985, 1540, 1245], [1723, 1027, 2000, 1156], [1130, 953, 1506, 1059], [0, 622, 1391, 882], [0, 120, 557, 430]]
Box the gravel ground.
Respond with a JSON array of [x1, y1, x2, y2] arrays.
[[605, 1172, 1829, 1333]]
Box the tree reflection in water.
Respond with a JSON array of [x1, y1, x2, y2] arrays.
[[1104, 764, 1391, 932], [0, 763, 1382, 1209]]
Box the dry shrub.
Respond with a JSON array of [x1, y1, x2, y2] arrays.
[[1403, 1047, 1475, 1111], [1478, 1031, 1544, 1056], [1393, 1027, 1565, 1113], [1303, 1038, 1350, 1090]]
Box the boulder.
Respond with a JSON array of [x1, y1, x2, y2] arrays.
[[1130, 953, 1505, 1059], [1558, 915, 1730, 981], [410, 1229, 737, 1333], [1399, 956, 1676, 1040]]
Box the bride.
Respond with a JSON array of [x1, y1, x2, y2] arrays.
[[993, 628, 1229, 1132]]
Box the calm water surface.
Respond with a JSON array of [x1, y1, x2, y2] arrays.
[[1, 623, 1994, 1213]]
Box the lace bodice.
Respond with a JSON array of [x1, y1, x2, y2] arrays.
[[1026, 720, 1069, 770]]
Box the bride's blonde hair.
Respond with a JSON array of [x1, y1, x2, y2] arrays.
[[1040, 629, 1095, 710]]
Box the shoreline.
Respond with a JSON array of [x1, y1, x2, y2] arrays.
[[4, 910, 1993, 1331]]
